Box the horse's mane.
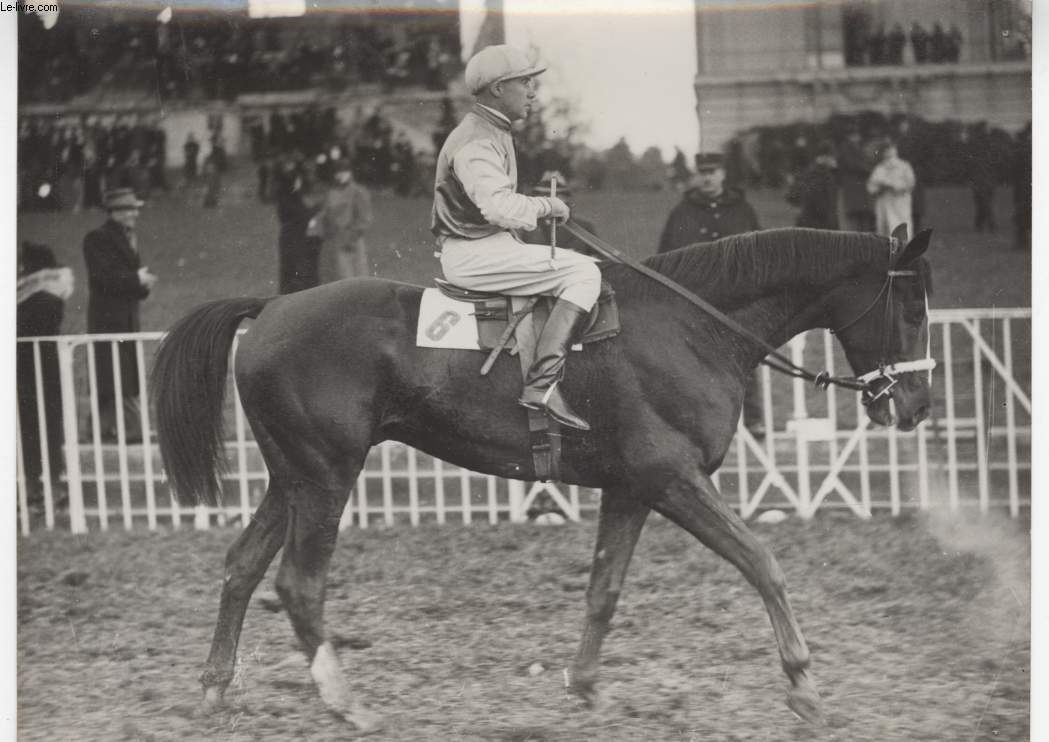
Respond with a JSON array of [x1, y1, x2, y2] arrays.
[[606, 228, 930, 301]]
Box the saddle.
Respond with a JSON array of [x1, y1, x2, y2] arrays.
[[432, 278, 620, 358], [431, 278, 621, 483]]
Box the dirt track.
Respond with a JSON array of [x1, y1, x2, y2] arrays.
[[18, 510, 1029, 741]]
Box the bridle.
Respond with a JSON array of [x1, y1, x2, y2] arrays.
[[560, 220, 936, 405], [826, 251, 937, 406]]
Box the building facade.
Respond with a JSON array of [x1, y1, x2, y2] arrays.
[[693, 0, 1031, 149]]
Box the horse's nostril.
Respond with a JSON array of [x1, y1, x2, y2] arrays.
[[914, 405, 929, 422]]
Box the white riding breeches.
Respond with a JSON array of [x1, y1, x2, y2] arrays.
[[439, 231, 601, 311]]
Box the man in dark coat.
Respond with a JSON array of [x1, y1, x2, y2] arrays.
[[786, 141, 839, 229], [84, 188, 158, 442], [274, 155, 318, 293], [656, 152, 766, 437], [17, 240, 74, 505], [657, 152, 760, 253]]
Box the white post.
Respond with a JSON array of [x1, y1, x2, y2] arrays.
[[434, 458, 446, 525], [407, 447, 420, 526], [381, 442, 394, 526], [136, 340, 157, 530], [1003, 319, 1019, 517], [942, 323, 959, 511], [111, 342, 133, 530], [971, 319, 989, 513], [57, 340, 87, 534], [487, 475, 498, 524], [460, 467, 472, 524], [31, 342, 55, 525], [790, 334, 812, 518], [508, 479, 527, 523], [86, 343, 108, 530]]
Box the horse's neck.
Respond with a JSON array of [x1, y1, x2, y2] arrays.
[[728, 288, 829, 370]]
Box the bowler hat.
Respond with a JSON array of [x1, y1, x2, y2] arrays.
[[103, 188, 144, 211], [465, 45, 546, 95], [694, 152, 725, 171]]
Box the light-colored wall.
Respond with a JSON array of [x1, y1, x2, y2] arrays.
[[695, 62, 1031, 151]]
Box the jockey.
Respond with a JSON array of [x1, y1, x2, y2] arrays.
[[432, 45, 599, 431]]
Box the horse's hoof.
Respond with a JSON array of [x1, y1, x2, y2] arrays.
[[343, 706, 384, 736], [786, 687, 826, 726], [563, 669, 599, 709], [201, 686, 226, 712]]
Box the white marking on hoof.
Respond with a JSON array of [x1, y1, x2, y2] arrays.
[[310, 642, 382, 733]]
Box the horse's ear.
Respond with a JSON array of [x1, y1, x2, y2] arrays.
[[893, 228, 932, 267]]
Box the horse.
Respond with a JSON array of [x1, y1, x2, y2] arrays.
[[152, 226, 934, 731]]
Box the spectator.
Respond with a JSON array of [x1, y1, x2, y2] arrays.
[[838, 127, 875, 231], [183, 132, 200, 183], [894, 118, 926, 231], [83, 188, 158, 442], [391, 132, 419, 197], [930, 23, 948, 63], [887, 23, 907, 65], [968, 124, 998, 233], [668, 147, 691, 191], [202, 149, 222, 208], [17, 240, 74, 507], [1012, 123, 1032, 251], [274, 155, 318, 293], [786, 141, 839, 229], [910, 22, 930, 64], [312, 159, 372, 282], [866, 139, 916, 237], [868, 24, 887, 65], [657, 152, 766, 437], [947, 24, 963, 63]]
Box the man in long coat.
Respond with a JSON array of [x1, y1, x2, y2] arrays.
[[84, 188, 158, 441]]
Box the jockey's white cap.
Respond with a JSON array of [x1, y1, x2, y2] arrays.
[[465, 45, 546, 95]]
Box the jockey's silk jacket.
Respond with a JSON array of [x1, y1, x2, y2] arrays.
[[431, 103, 552, 240]]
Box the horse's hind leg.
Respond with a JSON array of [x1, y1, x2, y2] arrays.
[[274, 474, 381, 732], [201, 485, 287, 709], [646, 467, 824, 725], [567, 484, 649, 706]]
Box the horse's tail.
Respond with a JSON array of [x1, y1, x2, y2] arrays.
[[151, 297, 273, 506]]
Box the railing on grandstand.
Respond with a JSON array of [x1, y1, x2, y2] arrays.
[[15, 309, 1032, 535]]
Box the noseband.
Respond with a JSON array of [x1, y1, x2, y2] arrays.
[[828, 238, 937, 406]]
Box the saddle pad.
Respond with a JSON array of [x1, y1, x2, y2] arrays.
[[416, 288, 483, 350]]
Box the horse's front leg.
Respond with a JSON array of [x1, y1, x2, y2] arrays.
[[566, 484, 649, 707], [201, 485, 287, 710], [646, 464, 824, 725]]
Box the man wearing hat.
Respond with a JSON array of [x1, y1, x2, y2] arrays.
[[312, 158, 373, 282], [84, 188, 158, 442], [657, 152, 760, 253], [656, 152, 766, 437], [432, 44, 600, 431]]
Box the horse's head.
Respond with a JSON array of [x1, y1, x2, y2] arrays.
[[828, 227, 934, 431]]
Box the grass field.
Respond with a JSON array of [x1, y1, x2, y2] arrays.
[[17, 166, 1031, 336]]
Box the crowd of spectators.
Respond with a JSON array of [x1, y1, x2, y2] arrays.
[[844, 18, 963, 67], [249, 102, 427, 203], [19, 9, 460, 104], [18, 116, 169, 212]]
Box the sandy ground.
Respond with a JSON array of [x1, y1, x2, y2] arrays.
[[18, 509, 1028, 741]]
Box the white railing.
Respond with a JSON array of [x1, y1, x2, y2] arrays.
[[15, 308, 1031, 534]]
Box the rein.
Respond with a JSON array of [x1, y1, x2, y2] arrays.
[[561, 219, 934, 403]]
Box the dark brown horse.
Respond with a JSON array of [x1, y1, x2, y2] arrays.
[[152, 227, 933, 731]]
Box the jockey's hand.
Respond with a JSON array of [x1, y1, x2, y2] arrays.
[[546, 196, 570, 222]]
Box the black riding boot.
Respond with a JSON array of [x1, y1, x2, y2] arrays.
[[518, 298, 591, 431]]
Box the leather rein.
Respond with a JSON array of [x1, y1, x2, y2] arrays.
[[560, 219, 935, 405]]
